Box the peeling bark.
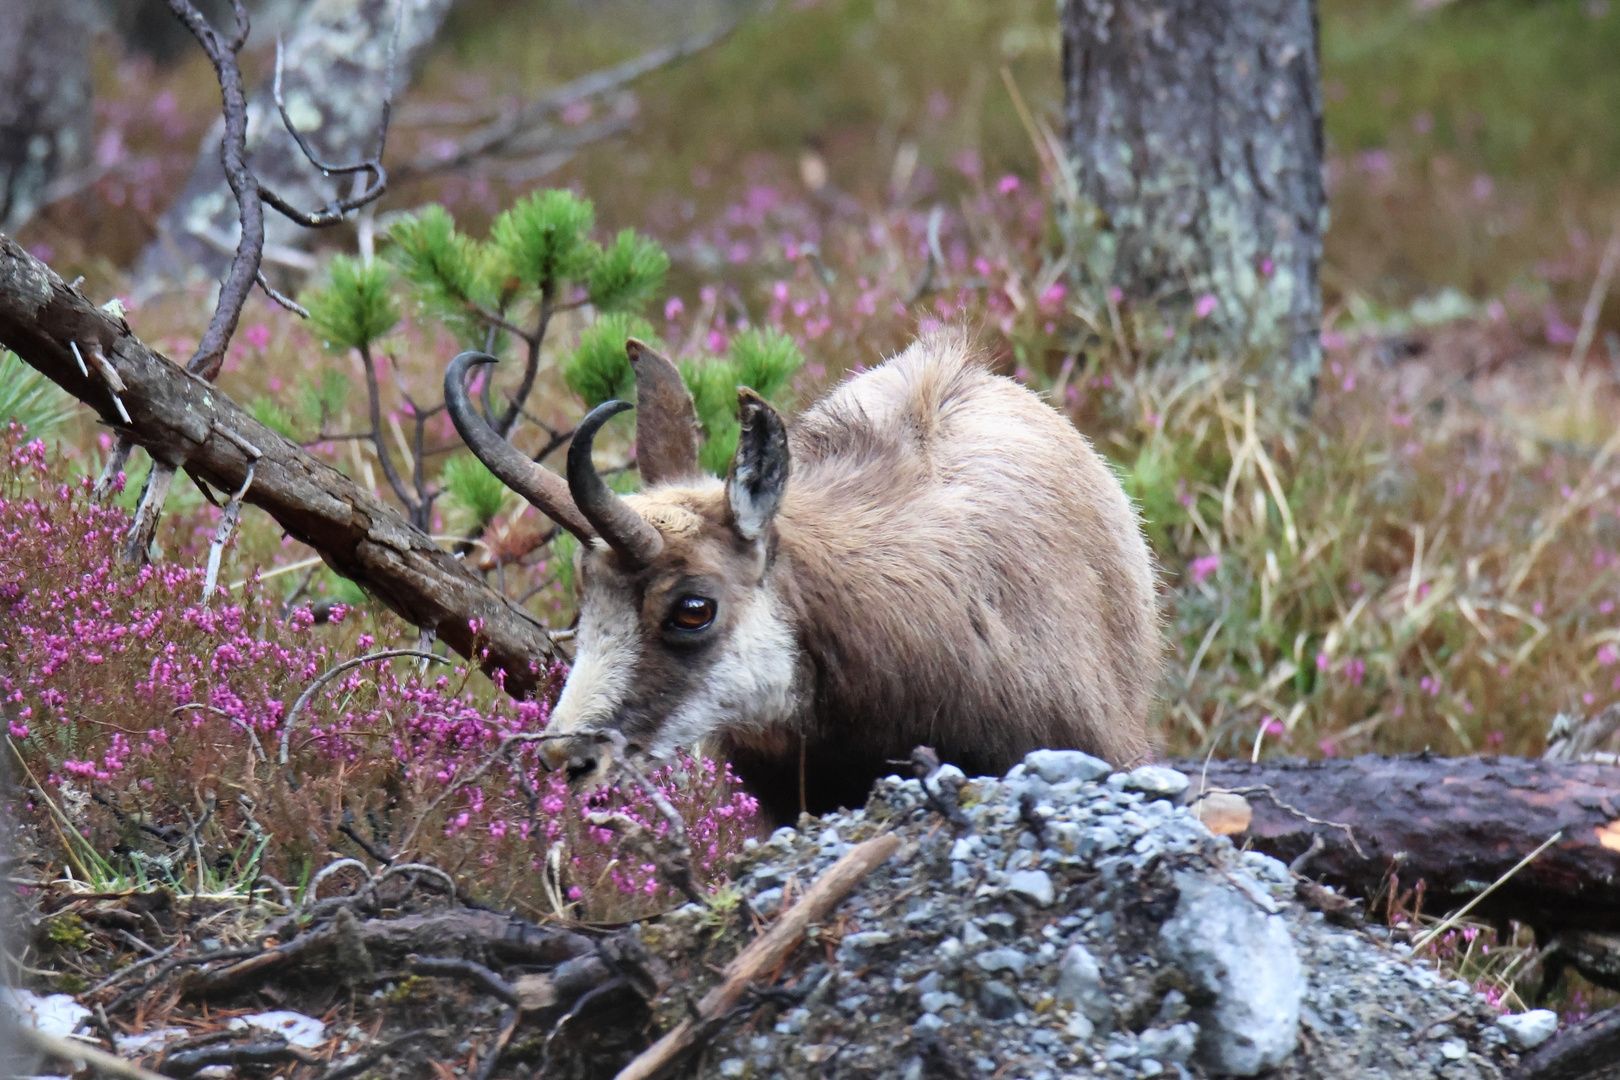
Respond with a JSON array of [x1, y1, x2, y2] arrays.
[[0, 235, 556, 697], [1062, 0, 1325, 392], [0, 0, 95, 231], [139, 0, 455, 279]]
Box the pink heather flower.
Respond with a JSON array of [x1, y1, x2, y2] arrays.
[[1260, 257, 1275, 276], [1194, 294, 1219, 320], [997, 174, 1021, 195], [664, 296, 685, 320], [1315, 652, 1330, 671], [1599, 644, 1619, 666], [242, 322, 271, 351], [1189, 554, 1220, 585], [1261, 717, 1284, 737], [1107, 286, 1124, 305]]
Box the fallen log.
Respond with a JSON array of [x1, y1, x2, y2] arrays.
[[1177, 755, 1620, 939], [0, 235, 555, 696]]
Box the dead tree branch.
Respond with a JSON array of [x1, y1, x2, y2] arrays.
[[394, 17, 741, 182], [106, 0, 398, 565], [614, 832, 901, 1080], [0, 237, 557, 695]]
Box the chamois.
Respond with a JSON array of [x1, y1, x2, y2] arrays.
[[445, 330, 1160, 822]]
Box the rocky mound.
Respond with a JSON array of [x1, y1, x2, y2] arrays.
[[641, 751, 1546, 1079]]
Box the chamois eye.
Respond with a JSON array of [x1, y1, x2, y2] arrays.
[[668, 596, 717, 632]]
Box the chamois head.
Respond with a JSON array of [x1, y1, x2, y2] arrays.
[[444, 341, 797, 783]]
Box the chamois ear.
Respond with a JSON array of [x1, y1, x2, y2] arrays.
[[726, 388, 790, 541], [626, 338, 700, 485]]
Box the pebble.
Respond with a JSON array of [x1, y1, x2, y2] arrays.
[[1006, 868, 1055, 906], [979, 980, 1022, 1020], [1023, 749, 1113, 784], [1123, 764, 1191, 799], [975, 947, 1029, 977], [1496, 1009, 1559, 1050]]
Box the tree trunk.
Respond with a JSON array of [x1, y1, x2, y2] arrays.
[[138, 0, 457, 280], [1061, 0, 1326, 395], [0, 0, 95, 232], [0, 235, 557, 697], [1176, 755, 1620, 936]]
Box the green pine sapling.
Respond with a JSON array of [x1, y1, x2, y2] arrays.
[[289, 187, 803, 615]]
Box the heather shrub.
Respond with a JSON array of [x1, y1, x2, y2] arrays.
[[0, 427, 759, 917]]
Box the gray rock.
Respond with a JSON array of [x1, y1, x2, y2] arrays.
[[1158, 870, 1303, 1076], [979, 980, 1022, 1020], [1139, 1023, 1199, 1065], [1024, 749, 1113, 785], [1007, 869, 1056, 907], [976, 948, 1029, 977], [1056, 943, 1114, 1028], [1079, 825, 1123, 859], [983, 912, 1019, 939], [1123, 765, 1190, 799], [1064, 1013, 1095, 1042], [961, 922, 990, 948], [1495, 1010, 1558, 1050], [836, 931, 893, 964], [920, 990, 963, 1013], [749, 887, 784, 918], [1044, 821, 1083, 856], [719, 1058, 747, 1078]]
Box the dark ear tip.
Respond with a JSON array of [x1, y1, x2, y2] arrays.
[[736, 386, 768, 412]]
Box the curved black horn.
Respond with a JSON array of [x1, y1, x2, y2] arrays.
[[567, 400, 664, 566], [444, 351, 596, 543]]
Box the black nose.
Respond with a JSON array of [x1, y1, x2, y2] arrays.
[[565, 754, 599, 783]]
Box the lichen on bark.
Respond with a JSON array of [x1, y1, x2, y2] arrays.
[[1062, 0, 1326, 395]]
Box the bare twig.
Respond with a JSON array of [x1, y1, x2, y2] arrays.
[[10, 1023, 170, 1080], [589, 732, 705, 904], [1206, 784, 1366, 858], [202, 459, 255, 600], [1572, 214, 1620, 368], [99, 0, 395, 569], [396, 17, 741, 179], [311, 1029, 441, 1080], [256, 269, 310, 317], [1411, 830, 1564, 952], [614, 833, 901, 1080], [408, 954, 520, 1006], [280, 649, 452, 766]]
